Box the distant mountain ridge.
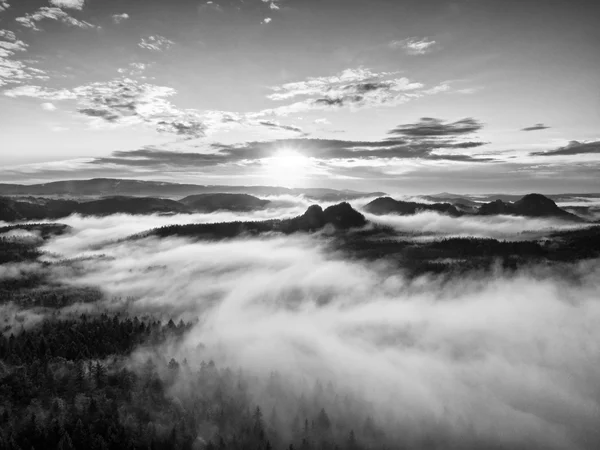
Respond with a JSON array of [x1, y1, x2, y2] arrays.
[[477, 193, 581, 220], [0, 178, 385, 201], [0, 194, 275, 222], [365, 193, 584, 221], [364, 197, 461, 217], [179, 193, 270, 213]]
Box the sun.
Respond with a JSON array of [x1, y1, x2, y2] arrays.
[[264, 149, 312, 187]]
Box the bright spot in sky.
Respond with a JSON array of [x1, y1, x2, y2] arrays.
[[265, 149, 312, 187]]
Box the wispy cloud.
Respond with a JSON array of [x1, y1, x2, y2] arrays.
[[259, 67, 446, 116], [0, 28, 47, 86], [522, 123, 550, 132], [112, 13, 130, 24], [4, 75, 310, 139], [531, 140, 600, 157], [389, 117, 483, 137], [262, 0, 280, 10], [117, 62, 148, 77], [41, 102, 57, 111], [138, 35, 175, 52], [16, 7, 98, 31], [4, 78, 206, 139], [257, 120, 305, 134], [0, 1, 9, 12], [4, 85, 76, 100], [49, 0, 85, 10], [0, 30, 27, 53], [389, 37, 437, 55]]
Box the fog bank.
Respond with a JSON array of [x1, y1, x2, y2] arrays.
[[35, 224, 600, 450]]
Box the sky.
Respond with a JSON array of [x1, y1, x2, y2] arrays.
[[0, 0, 599, 193]]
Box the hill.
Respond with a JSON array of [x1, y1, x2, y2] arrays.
[[0, 196, 191, 221], [363, 193, 583, 221], [363, 197, 461, 216], [139, 202, 367, 240], [180, 193, 270, 212], [478, 193, 581, 220]]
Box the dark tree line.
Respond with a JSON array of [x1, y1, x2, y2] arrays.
[[1, 315, 390, 450]]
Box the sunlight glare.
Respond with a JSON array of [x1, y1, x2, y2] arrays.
[[265, 149, 311, 187]]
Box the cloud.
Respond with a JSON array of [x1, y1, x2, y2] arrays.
[[49, 0, 85, 10], [262, 17, 272, 24], [84, 135, 491, 175], [112, 13, 129, 24], [4, 85, 77, 100], [388, 117, 483, 137], [262, 0, 280, 10], [258, 120, 304, 134], [117, 62, 148, 77], [4, 78, 206, 139], [522, 123, 550, 132], [389, 37, 437, 55], [16, 7, 98, 31], [138, 35, 175, 52], [267, 68, 410, 101], [4, 77, 311, 140], [211, 138, 489, 162], [0, 30, 27, 53], [259, 67, 446, 115], [0, 1, 9, 12], [41, 102, 56, 111], [74, 79, 204, 137], [0, 29, 48, 86], [531, 140, 600, 157]]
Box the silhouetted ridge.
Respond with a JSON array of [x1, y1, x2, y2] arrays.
[[363, 193, 582, 221], [477, 199, 514, 216], [139, 202, 366, 240], [478, 193, 580, 220], [0, 196, 190, 221], [180, 193, 270, 212], [75, 196, 189, 215], [296, 204, 326, 229], [364, 197, 461, 216], [514, 193, 562, 214], [323, 202, 368, 228]]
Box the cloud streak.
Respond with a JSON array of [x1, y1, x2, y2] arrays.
[[522, 123, 550, 131], [389, 117, 483, 137], [531, 140, 600, 157]]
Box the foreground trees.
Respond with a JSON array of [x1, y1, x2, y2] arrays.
[[0, 315, 383, 450]]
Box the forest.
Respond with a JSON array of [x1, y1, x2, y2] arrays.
[[2, 204, 600, 450]]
